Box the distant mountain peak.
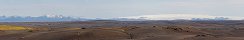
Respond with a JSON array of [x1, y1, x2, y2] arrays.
[[0, 14, 242, 22], [0, 15, 146, 22], [42, 14, 65, 18]]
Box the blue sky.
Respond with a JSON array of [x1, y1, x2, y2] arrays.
[[0, 0, 243, 18]]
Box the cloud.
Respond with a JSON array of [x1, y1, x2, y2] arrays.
[[120, 14, 244, 20]]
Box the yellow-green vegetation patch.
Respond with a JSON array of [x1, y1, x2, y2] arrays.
[[0, 25, 30, 30], [64, 28, 81, 30]]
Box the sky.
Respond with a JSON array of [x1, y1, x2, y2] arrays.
[[0, 0, 243, 18]]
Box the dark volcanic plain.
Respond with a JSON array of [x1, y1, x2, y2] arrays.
[[1, 20, 244, 40]]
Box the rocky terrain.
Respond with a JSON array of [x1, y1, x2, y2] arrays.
[[0, 20, 244, 40]]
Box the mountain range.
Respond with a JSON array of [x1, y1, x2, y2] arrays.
[[0, 14, 241, 22], [0, 15, 148, 22], [120, 14, 244, 20]]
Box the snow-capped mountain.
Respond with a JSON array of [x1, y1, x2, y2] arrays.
[[0, 15, 90, 22], [43, 14, 65, 18], [120, 14, 244, 20], [0, 14, 243, 22], [0, 14, 149, 22], [191, 17, 229, 21]]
